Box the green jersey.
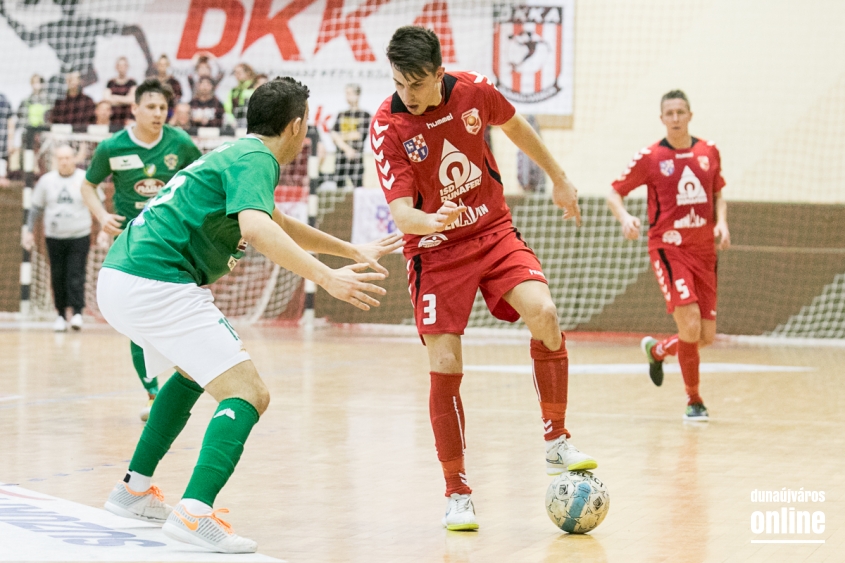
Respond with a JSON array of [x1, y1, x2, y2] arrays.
[[86, 125, 202, 225], [103, 136, 279, 286]]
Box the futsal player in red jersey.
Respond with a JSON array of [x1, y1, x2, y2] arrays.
[[371, 26, 596, 530], [608, 90, 731, 421]]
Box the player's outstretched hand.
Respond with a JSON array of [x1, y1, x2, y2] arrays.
[[430, 201, 467, 233], [324, 263, 387, 311], [352, 232, 404, 276], [99, 212, 126, 236], [714, 222, 731, 250], [552, 177, 582, 227], [621, 215, 641, 240]]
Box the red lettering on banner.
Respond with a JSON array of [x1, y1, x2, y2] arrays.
[[414, 2, 456, 63], [177, 0, 244, 59], [314, 0, 389, 61], [243, 0, 317, 59], [311, 105, 332, 133]]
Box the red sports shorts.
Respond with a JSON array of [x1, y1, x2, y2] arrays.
[[649, 246, 718, 320], [406, 228, 547, 337]]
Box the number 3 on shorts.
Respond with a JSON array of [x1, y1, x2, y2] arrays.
[[422, 294, 436, 326], [675, 279, 690, 300]]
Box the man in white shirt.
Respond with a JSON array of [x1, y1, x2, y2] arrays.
[[22, 145, 93, 331]]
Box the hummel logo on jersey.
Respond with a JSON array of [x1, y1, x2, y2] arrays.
[[529, 269, 546, 279], [371, 120, 395, 189], [676, 166, 708, 205], [674, 209, 708, 229], [214, 408, 236, 420], [426, 113, 453, 129], [373, 120, 389, 135], [676, 152, 693, 159], [439, 140, 482, 202]]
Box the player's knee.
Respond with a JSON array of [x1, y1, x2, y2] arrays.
[[699, 332, 715, 348], [246, 383, 271, 415], [527, 301, 560, 332], [431, 351, 461, 374]]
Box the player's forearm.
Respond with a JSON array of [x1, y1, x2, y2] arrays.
[[500, 114, 567, 183], [271, 208, 357, 260], [715, 193, 728, 226], [241, 210, 332, 287], [330, 132, 351, 153], [607, 190, 632, 223], [389, 201, 437, 236], [81, 181, 108, 220]]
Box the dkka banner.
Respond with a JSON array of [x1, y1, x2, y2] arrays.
[[0, 0, 574, 137]]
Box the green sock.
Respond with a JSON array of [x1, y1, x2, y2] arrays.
[[128, 374, 204, 477], [130, 341, 160, 395], [183, 398, 260, 507]]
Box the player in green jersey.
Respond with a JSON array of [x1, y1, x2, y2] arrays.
[[81, 78, 203, 422], [98, 77, 402, 553]]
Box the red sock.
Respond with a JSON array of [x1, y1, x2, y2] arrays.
[[677, 340, 703, 405], [430, 372, 471, 496], [530, 332, 570, 441], [651, 335, 679, 361]]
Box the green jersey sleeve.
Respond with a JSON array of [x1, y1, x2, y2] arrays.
[[85, 139, 112, 185], [223, 151, 279, 219], [178, 130, 203, 169]]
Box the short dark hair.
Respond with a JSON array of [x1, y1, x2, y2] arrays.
[[135, 78, 174, 104], [661, 90, 690, 110], [386, 26, 442, 80], [247, 77, 310, 137]]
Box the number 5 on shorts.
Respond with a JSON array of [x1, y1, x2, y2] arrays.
[[675, 279, 690, 300], [422, 294, 436, 326]]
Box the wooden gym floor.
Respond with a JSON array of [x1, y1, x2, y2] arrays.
[[0, 323, 843, 562]]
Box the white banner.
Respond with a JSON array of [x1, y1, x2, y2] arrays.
[[351, 187, 400, 247], [0, 0, 574, 138]]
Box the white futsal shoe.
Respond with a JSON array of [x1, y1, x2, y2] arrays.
[[545, 436, 598, 475], [52, 316, 67, 332], [70, 313, 83, 331], [442, 493, 479, 531], [104, 481, 172, 524], [162, 502, 257, 553]]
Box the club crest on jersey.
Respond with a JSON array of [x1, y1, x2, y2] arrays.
[[659, 159, 675, 176], [403, 134, 429, 163], [134, 178, 165, 198], [492, 5, 564, 103], [164, 154, 179, 170], [143, 163, 157, 177], [698, 155, 710, 171], [462, 109, 482, 135]]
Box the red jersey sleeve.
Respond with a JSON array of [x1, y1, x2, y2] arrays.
[[462, 71, 516, 126], [370, 107, 415, 202], [708, 142, 726, 193], [612, 147, 653, 197]]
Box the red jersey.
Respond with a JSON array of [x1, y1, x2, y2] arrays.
[[371, 71, 517, 256], [612, 138, 726, 253]]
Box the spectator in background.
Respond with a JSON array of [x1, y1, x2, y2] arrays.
[[225, 62, 256, 129], [253, 74, 269, 88], [189, 76, 224, 129], [187, 51, 224, 97], [0, 92, 10, 186], [104, 56, 137, 127], [153, 54, 182, 113], [50, 71, 95, 128], [169, 102, 193, 133], [21, 145, 92, 332], [516, 115, 546, 193], [16, 74, 51, 128], [95, 100, 122, 131], [330, 84, 371, 188]]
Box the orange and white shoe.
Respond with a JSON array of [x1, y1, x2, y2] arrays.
[[162, 502, 257, 553], [104, 481, 172, 524]]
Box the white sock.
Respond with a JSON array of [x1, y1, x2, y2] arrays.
[[125, 471, 151, 492], [181, 498, 212, 515]]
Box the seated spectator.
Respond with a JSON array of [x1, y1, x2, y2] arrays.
[[169, 102, 194, 133], [189, 76, 224, 129], [93, 100, 123, 132], [16, 74, 51, 128], [103, 56, 137, 127], [224, 62, 256, 129], [49, 72, 95, 128], [187, 51, 224, 97], [152, 54, 182, 113]]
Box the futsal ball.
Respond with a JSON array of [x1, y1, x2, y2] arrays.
[[545, 471, 610, 534]]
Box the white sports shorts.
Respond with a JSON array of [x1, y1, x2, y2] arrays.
[[97, 267, 251, 388]]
